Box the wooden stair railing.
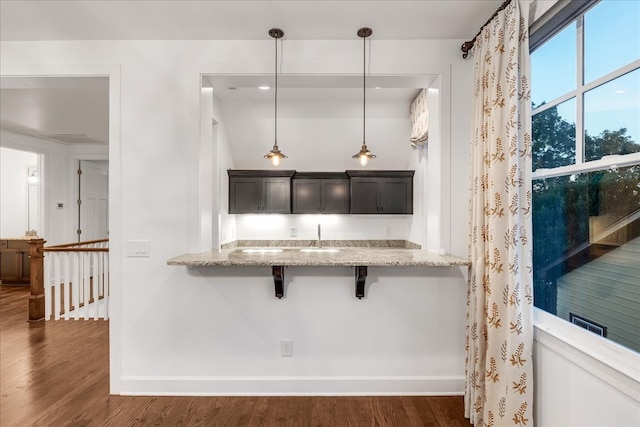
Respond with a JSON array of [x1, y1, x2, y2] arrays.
[[28, 238, 109, 322], [28, 239, 46, 322]]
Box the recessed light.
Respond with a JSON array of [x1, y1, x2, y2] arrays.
[[259, 86, 270, 90]]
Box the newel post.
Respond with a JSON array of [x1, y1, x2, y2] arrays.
[[28, 238, 46, 322]]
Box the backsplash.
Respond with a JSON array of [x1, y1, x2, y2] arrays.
[[221, 239, 421, 249], [233, 214, 414, 242]]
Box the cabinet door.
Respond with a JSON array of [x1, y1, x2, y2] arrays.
[[229, 177, 261, 213], [321, 179, 349, 213], [262, 177, 291, 213], [0, 240, 30, 284], [381, 178, 413, 214], [292, 179, 321, 213], [350, 178, 381, 214]]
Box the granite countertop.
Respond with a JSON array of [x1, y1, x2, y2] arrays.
[[167, 240, 469, 267]]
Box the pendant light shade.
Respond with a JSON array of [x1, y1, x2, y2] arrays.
[[264, 28, 287, 166], [352, 27, 376, 167]]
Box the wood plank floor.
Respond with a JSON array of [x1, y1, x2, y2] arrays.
[[0, 285, 470, 426]]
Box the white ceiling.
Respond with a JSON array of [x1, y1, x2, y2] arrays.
[[0, 1, 502, 41], [0, 77, 110, 145], [0, 1, 501, 156]]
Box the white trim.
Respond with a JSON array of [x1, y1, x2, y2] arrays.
[[0, 63, 123, 394], [582, 61, 640, 96], [531, 90, 576, 115], [575, 14, 584, 166], [119, 375, 465, 396], [197, 61, 453, 254], [534, 308, 640, 402], [532, 152, 640, 179], [532, 61, 640, 116]]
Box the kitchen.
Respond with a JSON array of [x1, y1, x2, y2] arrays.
[[2, 1, 638, 425], [159, 42, 470, 394]]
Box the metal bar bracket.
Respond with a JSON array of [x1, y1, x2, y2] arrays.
[[355, 266, 368, 299], [272, 265, 285, 299]]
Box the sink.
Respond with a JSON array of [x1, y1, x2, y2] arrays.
[[299, 248, 340, 253], [241, 249, 283, 254]]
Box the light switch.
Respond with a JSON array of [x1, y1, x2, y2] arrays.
[[126, 240, 150, 257]]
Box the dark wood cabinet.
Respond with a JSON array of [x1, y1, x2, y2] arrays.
[[347, 170, 414, 214], [0, 239, 31, 285], [228, 169, 413, 215], [292, 172, 349, 214], [228, 170, 295, 214]]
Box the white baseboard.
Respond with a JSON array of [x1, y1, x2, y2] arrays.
[[119, 375, 465, 396]]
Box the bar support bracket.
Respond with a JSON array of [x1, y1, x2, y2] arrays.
[[355, 266, 368, 299], [272, 265, 285, 299]]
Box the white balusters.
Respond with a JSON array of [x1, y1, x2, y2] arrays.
[[42, 239, 109, 321]]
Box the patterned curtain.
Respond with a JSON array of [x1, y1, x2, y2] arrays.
[[409, 88, 429, 149], [465, 1, 534, 426]]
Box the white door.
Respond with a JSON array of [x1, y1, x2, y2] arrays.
[[78, 160, 108, 241]]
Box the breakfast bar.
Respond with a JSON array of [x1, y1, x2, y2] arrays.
[[168, 240, 469, 298]]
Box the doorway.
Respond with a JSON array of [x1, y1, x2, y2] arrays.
[[0, 147, 42, 238], [77, 160, 109, 242]]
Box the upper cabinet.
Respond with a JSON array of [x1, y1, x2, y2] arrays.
[[228, 169, 414, 215], [346, 170, 414, 214], [228, 170, 295, 214], [292, 172, 350, 214]]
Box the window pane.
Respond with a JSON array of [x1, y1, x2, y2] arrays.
[[584, 0, 640, 84], [532, 22, 576, 107], [584, 69, 640, 161], [532, 98, 576, 170], [533, 165, 640, 352]]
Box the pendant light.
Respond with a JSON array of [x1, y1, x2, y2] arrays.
[[352, 27, 376, 167], [264, 28, 287, 166]]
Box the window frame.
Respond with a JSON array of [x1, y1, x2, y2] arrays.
[[531, 0, 640, 180], [530, 0, 640, 365]]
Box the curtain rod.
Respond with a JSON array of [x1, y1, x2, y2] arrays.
[[460, 0, 513, 59]]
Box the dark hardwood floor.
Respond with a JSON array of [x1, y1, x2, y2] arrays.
[[1, 285, 470, 426]]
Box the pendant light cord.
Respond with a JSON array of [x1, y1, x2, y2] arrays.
[[274, 35, 278, 147], [362, 33, 366, 145]]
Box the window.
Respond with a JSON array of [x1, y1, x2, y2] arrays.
[[531, 0, 640, 353]]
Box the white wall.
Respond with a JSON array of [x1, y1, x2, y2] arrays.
[[534, 309, 640, 427], [0, 146, 37, 237], [219, 92, 414, 172], [213, 94, 237, 246], [1, 129, 109, 245], [0, 39, 472, 395]]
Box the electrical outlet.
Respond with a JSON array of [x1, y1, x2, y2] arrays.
[[280, 339, 293, 357], [384, 226, 392, 237], [290, 227, 297, 237]]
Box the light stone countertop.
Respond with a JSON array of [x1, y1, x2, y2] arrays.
[[167, 243, 469, 268]]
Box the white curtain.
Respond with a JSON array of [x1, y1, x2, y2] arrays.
[[409, 88, 429, 148], [465, 1, 534, 426]]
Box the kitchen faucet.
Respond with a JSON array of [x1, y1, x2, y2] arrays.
[[317, 223, 322, 248]]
